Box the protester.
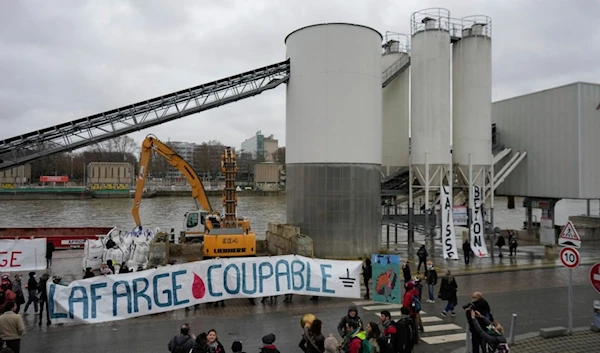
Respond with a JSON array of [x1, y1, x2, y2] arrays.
[[0, 301, 25, 353], [342, 319, 366, 353], [363, 258, 372, 299], [402, 281, 421, 340], [83, 267, 95, 279], [299, 319, 325, 353], [439, 270, 458, 318], [463, 239, 472, 266], [205, 329, 225, 353], [36, 274, 51, 326], [464, 292, 493, 353], [231, 340, 245, 353], [46, 240, 55, 268], [260, 333, 280, 353], [366, 322, 381, 353], [424, 262, 438, 303], [22, 273, 38, 315], [100, 263, 113, 276], [416, 245, 427, 273], [324, 335, 339, 353], [167, 323, 196, 353], [190, 333, 208, 353], [337, 305, 363, 338], [468, 310, 509, 352], [395, 307, 416, 353], [508, 230, 518, 257], [11, 275, 24, 315], [495, 234, 505, 258], [0, 281, 16, 313], [401, 261, 411, 283]]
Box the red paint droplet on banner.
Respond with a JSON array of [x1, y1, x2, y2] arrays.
[[192, 273, 206, 299]]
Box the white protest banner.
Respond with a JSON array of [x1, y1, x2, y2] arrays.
[[441, 186, 459, 260], [0, 239, 46, 271], [470, 186, 489, 258], [47, 254, 361, 324]]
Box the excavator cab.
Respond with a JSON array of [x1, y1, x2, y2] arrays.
[[181, 210, 209, 243]]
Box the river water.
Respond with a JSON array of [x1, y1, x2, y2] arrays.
[[0, 196, 598, 239]]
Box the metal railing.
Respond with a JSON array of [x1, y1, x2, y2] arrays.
[[382, 55, 411, 88]]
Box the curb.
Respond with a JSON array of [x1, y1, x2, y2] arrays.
[[449, 326, 593, 353]]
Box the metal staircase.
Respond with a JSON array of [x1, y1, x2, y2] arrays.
[[381, 55, 411, 88], [0, 60, 291, 170]]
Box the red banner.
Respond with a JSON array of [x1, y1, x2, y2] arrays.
[[40, 176, 69, 183]]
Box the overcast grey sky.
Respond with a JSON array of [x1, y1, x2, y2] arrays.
[[1, 0, 598, 149]]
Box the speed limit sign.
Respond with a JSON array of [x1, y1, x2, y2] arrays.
[[560, 247, 580, 269]]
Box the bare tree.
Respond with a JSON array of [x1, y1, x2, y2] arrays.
[[194, 141, 224, 184], [90, 136, 139, 163]]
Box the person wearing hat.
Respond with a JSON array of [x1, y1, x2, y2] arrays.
[[23, 272, 38, 315], [260, 333, 280, 353], [231, 341, 245, 353]]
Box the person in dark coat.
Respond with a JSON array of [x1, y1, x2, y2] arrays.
[[508, 230, 518, 257], [337, 305, 363, 338], [424, 262, 438, 303], [402, 261, 411, 283], [260, 333, 280, 353], [416, 245, 428, 273], [462, 239, 472, 266], [362, 259, 372, 299], [439, 270, 458, 318], [168, 323, 196, 353], [464, 292, 493, 353], [83, 267, 95, 279], [23, 272, 38, 314], [469, 309, 508, 352], [46, 240, 55, 268], [37, 274, 51, 326], [299, 319, 325, 353], [495, 235, 505, 258]]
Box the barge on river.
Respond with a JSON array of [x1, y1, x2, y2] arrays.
[[0, 227, 114, 249]]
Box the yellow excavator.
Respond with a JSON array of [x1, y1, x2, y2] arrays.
[[132, 134, 256, 258]]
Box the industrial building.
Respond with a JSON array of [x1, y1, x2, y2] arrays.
[[0, 164, 30, 186], [253, 163, 284, 191], [241, 131, 279, 162], [87, 162, 134, 189]]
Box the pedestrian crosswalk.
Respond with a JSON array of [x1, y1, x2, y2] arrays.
[[354, 289, 466, 346]]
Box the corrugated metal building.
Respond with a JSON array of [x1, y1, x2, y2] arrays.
[[254, 163, 282, 191], [494, 82, 600, 199]]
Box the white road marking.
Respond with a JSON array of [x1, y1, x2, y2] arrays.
[[363, 304, 405, 311], [423, 323, 462, 333], [421, 333, 467, 345], [421, 316, 443, 323]]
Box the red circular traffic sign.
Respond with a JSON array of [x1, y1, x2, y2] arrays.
[[560, 247, 580, 269], [590, 262, 600, 294]]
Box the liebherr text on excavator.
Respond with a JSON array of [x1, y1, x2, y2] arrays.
[[133, 134, 256, 257]]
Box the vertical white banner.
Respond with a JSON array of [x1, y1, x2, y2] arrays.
[[441, 186, 459, 260], [470, 186, 489, 258]]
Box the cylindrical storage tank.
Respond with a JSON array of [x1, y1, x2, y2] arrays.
[[285, 23, 382, 258], [410, 9, 452, 173], [382, 34, 410, 176], [452, 16, 493, 170]]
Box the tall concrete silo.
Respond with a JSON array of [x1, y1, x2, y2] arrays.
[[452, 16, 493, 254], [382, 33, 410, 176], [409, 9, 453, 237], [285, 23, 383, 258]]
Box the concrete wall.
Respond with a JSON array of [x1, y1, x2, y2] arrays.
[[569, 216, 600, 241]]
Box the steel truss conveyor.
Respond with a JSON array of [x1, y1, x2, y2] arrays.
[[0, 60, 291, 171]]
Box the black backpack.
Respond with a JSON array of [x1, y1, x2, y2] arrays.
[[377, 336, 394, 353], [395, 317, 416, 348], [172, 336, 191, 353]]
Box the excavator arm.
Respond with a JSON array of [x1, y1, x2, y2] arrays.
[[132, 134, 213, 228]]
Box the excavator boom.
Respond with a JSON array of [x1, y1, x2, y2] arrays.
[[132, 135, 213, 228]]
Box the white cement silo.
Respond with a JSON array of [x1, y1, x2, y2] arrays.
[[285, 23, 382, 258], [452, 16, 493, 184], [382, 33, 410, 176], [409, 8, 453, 240]]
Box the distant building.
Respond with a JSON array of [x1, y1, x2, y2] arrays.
[[0, 164, 31, 187], [87, 162, 133, 188], [241, 131, 279, 162], [167, 141, 198, 180], [253, 163, 284, 191]]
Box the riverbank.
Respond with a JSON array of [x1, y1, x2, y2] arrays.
[[0, 188, 284, 200]]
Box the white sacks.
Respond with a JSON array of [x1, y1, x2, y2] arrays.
[[81, 228, 156, 273]]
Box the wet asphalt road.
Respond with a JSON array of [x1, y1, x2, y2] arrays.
[[20, 265, 600, 353]]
